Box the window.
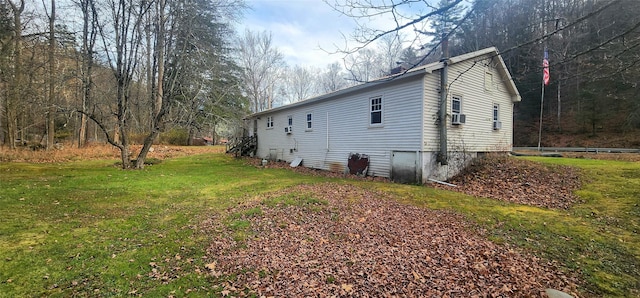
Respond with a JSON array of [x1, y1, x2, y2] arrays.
[[288, 115, 293, 126], [370, 96, 383, 125], [451, 95, 465, 125], [266, 116, 274, 129], [451, 96, 461, 115], [493, 104, 502, 130], [306, 113, 312, 130]]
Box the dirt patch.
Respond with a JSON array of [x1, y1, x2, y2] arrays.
[[433, 155, 582, 210], [203, 183, 579, 297]]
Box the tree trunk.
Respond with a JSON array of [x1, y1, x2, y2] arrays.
[[136, 0, 166, 168], [78, 0, 96, 148], [47, 0, 56, 150], [5, 0, 25, 149]]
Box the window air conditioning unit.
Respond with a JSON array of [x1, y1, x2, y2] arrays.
[[493, 121, 502, 130], [285, 126, 292, 134], [451, 113, 466, 125]]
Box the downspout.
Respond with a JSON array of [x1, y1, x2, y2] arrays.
[[438, 34, 449, 165], [323, 112, 330, 167]]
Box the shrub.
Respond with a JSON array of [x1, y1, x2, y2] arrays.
[[159, 129, 189, 145]]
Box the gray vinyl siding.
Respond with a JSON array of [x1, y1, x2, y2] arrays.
[[254, 76, 424, 178], [423, 54, 515, 152]]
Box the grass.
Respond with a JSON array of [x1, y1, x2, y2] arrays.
[[0, 153, 321, 297], [0, 150, 638, 297]]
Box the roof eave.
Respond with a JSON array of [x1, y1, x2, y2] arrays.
[[247, 68, 428, 118]]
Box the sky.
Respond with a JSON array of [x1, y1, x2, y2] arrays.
[[239, 0, 360, 68]]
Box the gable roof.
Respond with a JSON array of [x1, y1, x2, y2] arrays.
[[249, 47, 520, 118]]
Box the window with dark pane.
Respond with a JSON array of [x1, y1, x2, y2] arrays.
[[452, 96, 461, 114], [370, 97, 382, 125]]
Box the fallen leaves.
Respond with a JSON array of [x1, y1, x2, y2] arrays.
[[247, 154, 582, 210], [434, 155, 582, 209], [203, 183, 580, 297]]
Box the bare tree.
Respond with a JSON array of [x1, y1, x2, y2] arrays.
[[325, 0, 464, 56], [42, 0, 56, 149], [135, 0, 165, 168], [3, 0, 25, 149], [280, 65, 317, 104], [237, 29, 284, 113], [132, 0, 246, 148], [76, 0, 98, 147], [0, 3, 10, 145], [344, 48, 381, 82], [90, 0, 151, 168], [376, 33, 405, 75], [318, 62, 348, 93]]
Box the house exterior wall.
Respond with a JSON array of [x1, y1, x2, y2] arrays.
[[421, 54, 517, 181], [248, 48, 519, 183], [251, 76, 424, 178]]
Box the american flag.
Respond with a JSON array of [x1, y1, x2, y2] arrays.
[[543, 48, 550, 85]]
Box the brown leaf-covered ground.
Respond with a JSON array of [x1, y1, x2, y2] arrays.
[[247, 154, 583, 210], [0, 144, 224, 162], [204, 183, 579, 297], [432, 155, 582, 210]]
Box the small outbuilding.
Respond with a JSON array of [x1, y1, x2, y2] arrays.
[[244, 47, 521, 183]]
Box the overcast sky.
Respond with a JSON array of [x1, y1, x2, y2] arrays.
[[239, 0, 359, 68], [238, 0, 441, 69]]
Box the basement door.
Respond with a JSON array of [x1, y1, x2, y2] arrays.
[[391, 151, 419, 184]]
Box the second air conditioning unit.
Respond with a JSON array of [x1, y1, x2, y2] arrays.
[[451, 113, 466, 125]]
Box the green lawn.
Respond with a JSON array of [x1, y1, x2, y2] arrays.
[[0, 153, 638, 297]]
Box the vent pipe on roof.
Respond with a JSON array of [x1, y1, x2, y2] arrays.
[[438, 34, 449, 165]]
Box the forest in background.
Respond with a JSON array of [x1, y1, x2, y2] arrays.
[[1, 0, 639, 165], [323, 0, 640, 147]]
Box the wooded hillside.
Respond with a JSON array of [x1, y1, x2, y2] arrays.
[[1, 0, 639, 156]]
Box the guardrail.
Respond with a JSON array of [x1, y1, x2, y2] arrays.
[[513, 147, 640, 153]]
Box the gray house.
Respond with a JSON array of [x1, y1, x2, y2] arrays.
[[244, 47, 521, 183]]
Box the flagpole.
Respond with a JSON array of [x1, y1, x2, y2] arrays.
[[537, 80, 545, 151], [538, 47, 549, 152]]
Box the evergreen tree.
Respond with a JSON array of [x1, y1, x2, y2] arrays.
[[421, 0, 465, 56]]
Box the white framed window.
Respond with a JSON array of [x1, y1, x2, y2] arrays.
[[451, 95, 465, 125], [452, 96, 461, 114], [370, 96, 383, 126], [306, 113, 312, 130], [287, 115, 293, 126], [266, 116, 274, 129], [493, 104, 502, 130]]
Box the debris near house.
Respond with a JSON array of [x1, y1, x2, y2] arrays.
[[244, 157, 387, 182], [290, 157, 303, 167], [347, 153, 369, 176], [203, 183, 579, 297], [433, 155, 582, 209]]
